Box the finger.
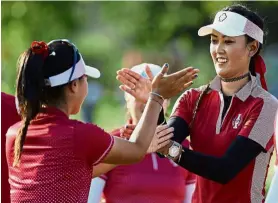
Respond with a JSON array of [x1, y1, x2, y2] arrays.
[[116, 74, 137, 88], [160, 63, 169, 76], [171, 67, 198, 80], [122, 132, 132, 139], [119, 85, 136, 96], [123, 128, 134, 135], [181, 81, 194, 91], [156, 124, 169, 134], [157, 139, 172, 150], [145, 65, 154, 81], [157, 127, 174, 137], [125, 124, 136, 130], [158, 133, 174, 144], [120, 68, 141, 80], [176, 69, 199, 86]]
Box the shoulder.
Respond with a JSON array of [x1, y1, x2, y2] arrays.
[[251, 86, 278, 110], [6, 121, 22, 138]]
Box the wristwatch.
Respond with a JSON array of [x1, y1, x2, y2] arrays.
[[166, 141, 182, 160]]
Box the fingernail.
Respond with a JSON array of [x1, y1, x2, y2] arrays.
[[191, 81, 194, 84], [164, 63, 169, 68], [194, 74, 198, 78]]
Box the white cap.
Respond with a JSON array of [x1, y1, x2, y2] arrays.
[[131, 63, 162, 78], [198, 11, 264, 44], [46, 55, 100, 87]]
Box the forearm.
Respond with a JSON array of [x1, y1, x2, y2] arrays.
[[128, 95, 163, 158], [175, 136, 263, 184], [92, 163, 116, 178]]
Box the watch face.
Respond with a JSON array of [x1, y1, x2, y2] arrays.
[[169, 146, 180, 157]]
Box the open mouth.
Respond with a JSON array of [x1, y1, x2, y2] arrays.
[[216, 57, 228, 64]]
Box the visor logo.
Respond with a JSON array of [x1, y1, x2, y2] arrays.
[[219, 13, 227, 22]]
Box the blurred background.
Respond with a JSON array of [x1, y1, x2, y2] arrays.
[[2, 1, 278, 191]]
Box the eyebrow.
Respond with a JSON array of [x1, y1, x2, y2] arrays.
[[211, 34, 228, 38]]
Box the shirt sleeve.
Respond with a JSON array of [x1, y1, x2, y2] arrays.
[[170, 90, 194, 124], [239, 98, 278, 151], [73, 121, 114, 166]]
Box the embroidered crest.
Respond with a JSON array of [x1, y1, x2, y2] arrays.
[[219, 13, 227, 22], [232, 114, 242, 129]]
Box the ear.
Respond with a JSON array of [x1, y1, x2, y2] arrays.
[[247, 40, 259, 57], [68, 79, 79, 94]]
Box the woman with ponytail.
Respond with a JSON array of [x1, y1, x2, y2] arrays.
[[6, 40, 198, 202], [116, 4, 278, 203]]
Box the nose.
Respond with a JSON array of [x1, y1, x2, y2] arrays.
[[216, 42, 225, 54]]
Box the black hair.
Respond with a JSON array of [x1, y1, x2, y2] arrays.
[[14, 40, 81, 166], [190, 4, 265, 128], [222, 4, 265, 76]]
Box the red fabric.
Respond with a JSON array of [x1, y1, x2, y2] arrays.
[[6, 107, 113, 203], [171, 88, 274, 203], [1, 93, 21, 203], [255, 55, 268, 90], [101, 129, 187, 203]]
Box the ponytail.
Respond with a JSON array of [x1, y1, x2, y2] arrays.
[[14, 41, 49, 166]]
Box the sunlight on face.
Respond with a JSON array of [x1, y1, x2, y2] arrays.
[[210, 30, 250, 78]]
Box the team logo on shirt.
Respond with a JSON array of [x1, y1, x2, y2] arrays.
[[232, 114, 242, 129]]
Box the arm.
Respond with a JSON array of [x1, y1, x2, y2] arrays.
[[88, 177, 106, 203], [176, 136, 264, 184], [92, 163, 116, 178], [158, 98, 277, 184]]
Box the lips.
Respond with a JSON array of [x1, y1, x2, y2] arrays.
[[216, 57, 228, 64]]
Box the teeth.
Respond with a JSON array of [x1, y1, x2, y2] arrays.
[[217, 58, 227, 63]]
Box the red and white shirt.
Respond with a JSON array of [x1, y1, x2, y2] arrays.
[[6, 107, 114, 203], [1, 93, 21, 203], [100, 129, 195, 203], [172, 75, 278, 203]]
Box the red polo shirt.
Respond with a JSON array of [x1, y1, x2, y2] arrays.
[[1, 92, 21, 203], [100, 128, 188, 203], [172, 75, 277, 203], [6, 107, 114, 203]]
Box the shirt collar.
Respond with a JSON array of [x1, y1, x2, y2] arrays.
[[210, 74, 258, 102]]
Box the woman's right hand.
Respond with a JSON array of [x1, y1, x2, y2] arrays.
[[151, 63, 199, 99]]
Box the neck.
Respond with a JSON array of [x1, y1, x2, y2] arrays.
[[47, 101, 70, 116], [221, 76, 250, 96]]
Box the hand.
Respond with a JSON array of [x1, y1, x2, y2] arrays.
[[116, 63, 199, 102], [147, 125, 174, 153], [120, 124, 136, 139], [117, 65, 154, 103], [151, 63, 199, 99]]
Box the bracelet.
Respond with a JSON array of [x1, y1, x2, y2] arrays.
[[150, 92, 164, 100], [150, 97, 163, 108]]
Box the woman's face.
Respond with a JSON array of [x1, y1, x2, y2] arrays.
[[125, 93, 169, 124], [71, 75, 88, 114], [210, 30, 250, 78]]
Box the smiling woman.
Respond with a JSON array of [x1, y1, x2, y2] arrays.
[[116, 4, 278, 203]]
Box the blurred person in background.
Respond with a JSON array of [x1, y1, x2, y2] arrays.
[[88, 63, 196, 203], [265, 110, 278, 203], [6, 39, 199, 203], [1, 92, 21, 203], [117, 4, 278, 203], [82, 80, 103, 123]]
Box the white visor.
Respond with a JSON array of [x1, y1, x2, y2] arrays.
[[45, 55, 100, 87], [131, 63, 162, 78], [198, 11, 263, 44]]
